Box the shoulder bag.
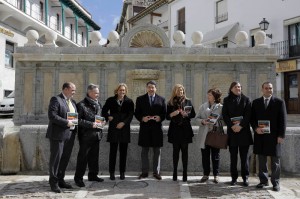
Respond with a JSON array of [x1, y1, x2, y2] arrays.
[[205, 120, 228, 149]]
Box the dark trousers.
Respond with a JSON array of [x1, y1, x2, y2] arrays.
[[74, 135, 100, 180], [141, 147, 161, 174], [49, 132, 76, 185], [201, 145, 220, 176], [229, 145, 250, 180], [173, 143, 189, 174], [258, 155, 280, 186], [109, 142, 128, 174]]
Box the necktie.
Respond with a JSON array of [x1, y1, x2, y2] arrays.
[[264, 98, 268, 109], [67, 99, 75, 113], [150, 96, 153, 106]]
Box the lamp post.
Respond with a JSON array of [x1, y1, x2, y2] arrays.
[[259, 18, 272, 39]]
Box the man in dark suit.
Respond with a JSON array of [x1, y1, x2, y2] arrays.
[[135, 80, 166, 180], [251, 82, 287, 192], [46, 82, 77, 193]]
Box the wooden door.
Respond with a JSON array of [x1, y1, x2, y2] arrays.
[[285, 71, 300, 113]]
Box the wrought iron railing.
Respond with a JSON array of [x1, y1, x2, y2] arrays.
[[271, 38, 300, 60]]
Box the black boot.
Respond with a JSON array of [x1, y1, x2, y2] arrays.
[[120, 172, 125, 180], [110, 173, 115, 180], [182, 171, 187, 182], [173, 171, 177, 181]]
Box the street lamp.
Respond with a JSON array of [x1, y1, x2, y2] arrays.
[[259, 18, 272, 39]]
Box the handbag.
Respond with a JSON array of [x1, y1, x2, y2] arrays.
[[205, 120, 228, 149]]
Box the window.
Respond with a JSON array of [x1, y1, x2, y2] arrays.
[[217, 38, 228, 48], [4, 90, 13, 97], [70, 24, 73, 40], [56, 14, 60, 31], [175, 8, 185, 33], [5, 41, 14, 68], [39, 2, 44, 21], [216, 0, 228, 23], [288, 23, 300, 57]]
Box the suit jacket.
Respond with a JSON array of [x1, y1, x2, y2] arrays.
[[135, 93, 166, 147], [251, 96, 287, 157], [102, 95, 134, 143], [46, 93, 77, 141], [222, 93, 253, 146]]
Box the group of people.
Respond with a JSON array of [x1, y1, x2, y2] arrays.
[[46, 80, 286, 194]]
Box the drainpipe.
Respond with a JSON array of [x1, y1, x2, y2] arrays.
[[45, 0, 48, 26], [61, 2, 66, 36]]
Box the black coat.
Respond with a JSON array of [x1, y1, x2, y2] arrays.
[[135, 93, 166, 147], [46, 93, 77, 141], [222, 93, 253, 146], [102, 95, 134, 143], [77, 97, 102, 139], [251, 96, 287, 157], [166, 99, 195, 144]]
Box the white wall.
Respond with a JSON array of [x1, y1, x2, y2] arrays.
[[0, 25, 27, 100]]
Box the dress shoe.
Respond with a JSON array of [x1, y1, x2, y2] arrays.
[[153, 173, 162, 180], [230, 179, 237, 186], [120, 172, 125, 180], [200, 175, 209, 183], [273, 185, 280, 192], [74, 179, 85, 187], [138, 173, 148, 179], [88, 176, 104, 182], [110, 173, 115, 180], [50, 184, 61, 193], [256, 182, 269, 188], [243, 179, 249, 187], [213, 176, 219, 184], [58, 180, 73, 189]]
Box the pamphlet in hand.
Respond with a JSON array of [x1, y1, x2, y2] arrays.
[[230, 116, 243, 126], [67, 112, 78, 125], [184, 106, 192, 114], [207, 113, 220, 124], [258, 120, 270, 134], [95, 115, 105, 129]]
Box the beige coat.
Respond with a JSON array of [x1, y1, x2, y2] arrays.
[[196, 102, 223, 149]]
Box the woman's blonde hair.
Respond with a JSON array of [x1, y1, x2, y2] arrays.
[[114, 83, 128, 95], [168, 84, 187, 105]]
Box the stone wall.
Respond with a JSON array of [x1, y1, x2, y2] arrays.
[[12, 126, 300, 175]]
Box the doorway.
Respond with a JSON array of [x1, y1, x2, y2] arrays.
[[285, 71, 300, 113]]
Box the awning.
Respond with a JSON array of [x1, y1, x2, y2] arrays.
[[202, 23, 239, 44]]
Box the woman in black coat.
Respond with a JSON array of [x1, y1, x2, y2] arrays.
[[102, 83, 134, 180], [222, 81, 253, 186], [166, 84, 195, 182]]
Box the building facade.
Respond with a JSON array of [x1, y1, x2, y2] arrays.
[[0, 0, 100, 100], [118, 0, 300, 114]]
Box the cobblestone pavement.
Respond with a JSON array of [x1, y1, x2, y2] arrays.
[[0, 173, 299, 198]]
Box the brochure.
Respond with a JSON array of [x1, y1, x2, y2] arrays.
[[207, 113, 220, 124], [184, 106, 192, 114], [67, 112, 78, 125], [258, 120, 271, 134], [95, 115, 105, 129], [230, 116, 243, 126]]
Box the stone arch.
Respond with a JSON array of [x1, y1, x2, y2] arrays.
[[121, 23, 170, 48]]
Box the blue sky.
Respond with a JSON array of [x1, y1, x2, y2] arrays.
[[78, 0, 123, 44]]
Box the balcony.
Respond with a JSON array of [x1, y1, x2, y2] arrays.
[[174, 21, 185, 34], [215, 12, 228, 24], [271, 38, 300, 60]]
